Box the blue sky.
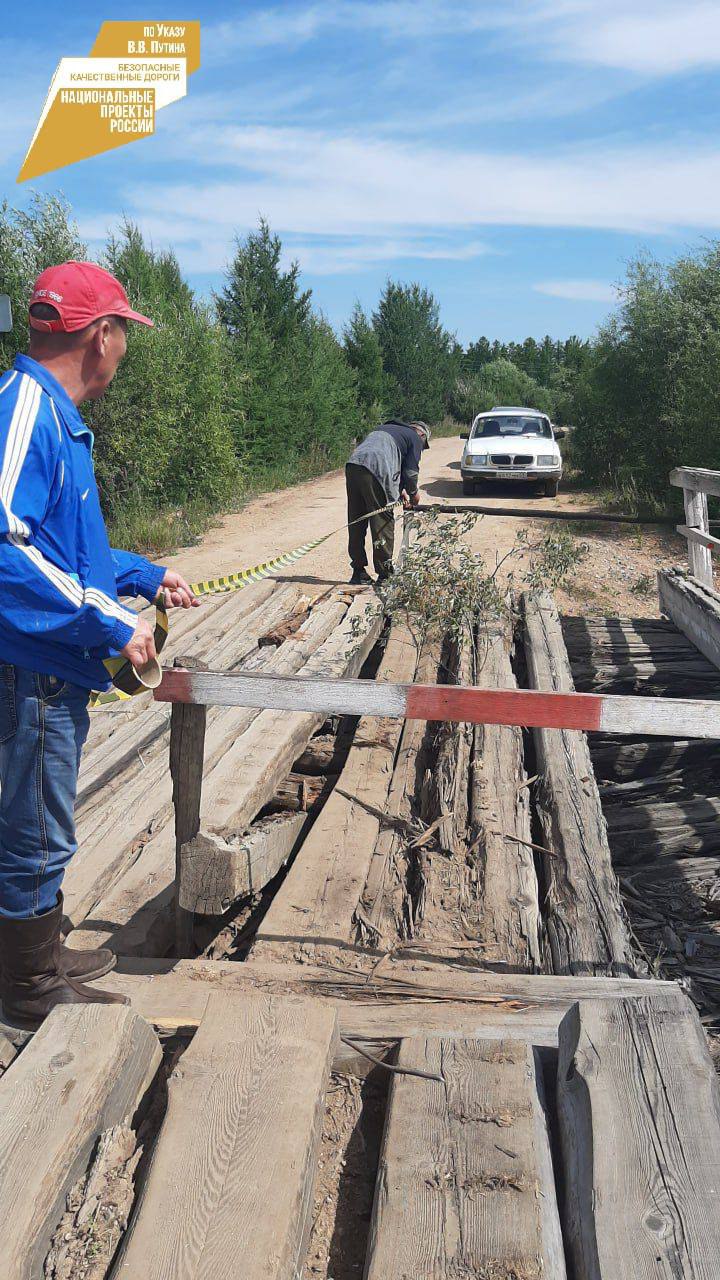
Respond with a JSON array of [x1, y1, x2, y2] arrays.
[[3, 1, 720, 343]]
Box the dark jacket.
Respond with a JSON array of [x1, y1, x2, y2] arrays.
[[347, 420, 422, 500]]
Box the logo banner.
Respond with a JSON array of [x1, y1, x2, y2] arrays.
[[18, 21, 200, 182]]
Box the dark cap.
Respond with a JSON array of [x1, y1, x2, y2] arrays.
[[410, 420, 431, 449]]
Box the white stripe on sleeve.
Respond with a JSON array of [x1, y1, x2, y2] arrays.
[[2, 373, 137, 637], [49, 398, 62, 442], [13, 541, 137, 633], [0, 374, 41, 537]]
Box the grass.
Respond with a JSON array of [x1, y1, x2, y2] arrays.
[[105, 441, 351, 560], [106, 496, 220, 559], [432, 414, 465, 441]]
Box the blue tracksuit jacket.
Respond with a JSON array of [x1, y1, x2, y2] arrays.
[[0, 354, 165, 690]]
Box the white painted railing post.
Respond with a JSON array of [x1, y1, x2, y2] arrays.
[[682, 484, 714, 588]]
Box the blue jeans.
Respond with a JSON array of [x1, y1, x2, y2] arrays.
[[0, 665, 89, 918]]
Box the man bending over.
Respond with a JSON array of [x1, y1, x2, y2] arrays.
[[345, 418, 430, 584]]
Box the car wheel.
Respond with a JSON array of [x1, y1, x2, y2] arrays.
[[545, 479, 559, 498], [462, 479, 475, 496]]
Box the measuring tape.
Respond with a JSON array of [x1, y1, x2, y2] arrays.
[[90, 499, 400, 709]]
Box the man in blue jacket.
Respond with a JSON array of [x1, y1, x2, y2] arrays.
[[0, 260, 197, 1028]]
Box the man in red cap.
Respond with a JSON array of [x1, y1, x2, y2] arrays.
[[0, 261, 198, 1028]]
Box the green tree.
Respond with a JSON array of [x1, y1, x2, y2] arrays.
[[218, 219, 363, 476], [343, 302, 386, 423], [449, 358, 556, 424], [0, 194, 86, 368], [517, 337, 540, 379], [217, 218, 311, 346], [373, 280, 457, 423], [536, 335, 557, 386], [89, 221, 238, 515], [569, 247, 720, 503], [464, 336, 493, 373]]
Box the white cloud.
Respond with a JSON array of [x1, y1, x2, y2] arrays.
[[0, 43, 54, 164], [77, 212, 492, 276], [203, 2, 512, 61], [533, 279, 619, 302], [202, 1, 720, 76], [545, 1, 720, 74], [281, 236, 493, 274], [126, 126, 720, 237]]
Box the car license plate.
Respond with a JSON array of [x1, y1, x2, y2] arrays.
[[497, 469, 527, 479]]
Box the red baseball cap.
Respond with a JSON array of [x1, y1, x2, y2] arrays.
[[28, 260, 154, 333]]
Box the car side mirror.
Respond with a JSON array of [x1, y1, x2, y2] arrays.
[[460, 430, 469, 439], [554, 427, 566, 440], [0, 295, 12, 333]]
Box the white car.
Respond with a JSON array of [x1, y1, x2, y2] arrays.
[[460, 406, 565, 497]]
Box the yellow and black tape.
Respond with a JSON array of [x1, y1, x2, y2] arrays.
[[90, 501, 398, 710], [190, 533, 331, 597]]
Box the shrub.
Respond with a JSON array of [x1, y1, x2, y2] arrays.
[[569, 245, 720, 506], [449, 359, 556, 424]]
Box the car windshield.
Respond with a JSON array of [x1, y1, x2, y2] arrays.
[[472, 415, 551, 440]]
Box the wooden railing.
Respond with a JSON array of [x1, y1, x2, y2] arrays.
[[671, 465, 720, 589]]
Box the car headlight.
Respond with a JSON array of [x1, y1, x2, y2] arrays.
[[467, 453, 487, 464], [538, 454, 556, 466]]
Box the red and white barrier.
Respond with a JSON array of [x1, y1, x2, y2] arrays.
[[155, 668, 720, 739]]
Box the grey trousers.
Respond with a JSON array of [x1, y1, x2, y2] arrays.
[[345, 463, 394, 577]]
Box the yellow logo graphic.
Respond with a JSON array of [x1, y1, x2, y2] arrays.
[[18, 21, 200, 183]]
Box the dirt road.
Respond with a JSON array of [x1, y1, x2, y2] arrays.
[[163, 434, 686, 618]]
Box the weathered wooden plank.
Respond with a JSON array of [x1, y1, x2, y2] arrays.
[[64, 587, 339, 930], [523, 592, 636, 977], [113, 992, 337, 1280], [470, 623, 541, 970], [677, 522, 720, 554], [0, 1031, 17, 1075], [179, 813, 307, 915], [605, 794, 720, 829], [264, 770, 329, 814], [154, 666, 720, 738], [608, 802, 720, 864], [199, 591, 382, 837], [97, 954, 673, 1047], [250, 623, 420, 954], [557, 991, 720, 1279], [561, 612, 720, 700], [658, 566, 720, 673], [365, 1034, 565, 1279], [681, 485, 714, 586], [591, 737, 715, 782], [78, 580, 288, 794], [359, 638, 440, 947], [670, 464, 720, 500], [421, 630, 471, 855], [67, 593, 372, 954], [257, 591, 319, 646], [0, 1005, 160, 1280], [621, 853, 720, 887], [600, 766, 718, 805], [292, 732, 345, 775], [169, 657, 208, 957]]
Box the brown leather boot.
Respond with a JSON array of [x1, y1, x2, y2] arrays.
[[56, 894, 116, 982], [0, 900, 128, 1030], [58, 936, 116, 982]]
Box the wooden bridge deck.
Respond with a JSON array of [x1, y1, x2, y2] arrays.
[[1, 558, 720, 1276]]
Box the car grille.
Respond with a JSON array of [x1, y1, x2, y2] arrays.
[[490, 454, 533, 466]]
